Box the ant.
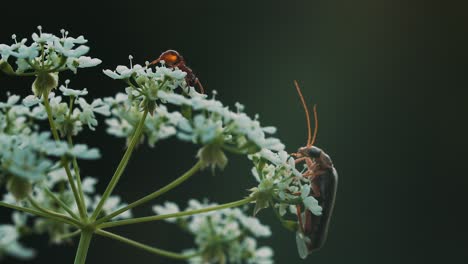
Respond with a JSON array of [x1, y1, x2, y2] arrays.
[[290, 80, 338, 258], [149, 50, 205, 94]]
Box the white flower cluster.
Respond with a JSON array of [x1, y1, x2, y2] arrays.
[[0, 91, 102, 203], [1, 167, 132, 249], [25, 80, 111, 135], [0, 132, 99, 184], [105, 93, 182, 147], [158, 91, 284, 152], [103, 60, 284, 171], [0, 213, 35, 260], [153, 200, 273, 264], [249, 149, 322, 220], [0, 26, 101, 75]]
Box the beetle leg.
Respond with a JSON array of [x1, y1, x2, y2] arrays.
[[295, 157, 308, 164], [296, 205, 306, 234], [291, 152, 304, 159], [305, 157, 315, 168], [311, 183, 321, 197]]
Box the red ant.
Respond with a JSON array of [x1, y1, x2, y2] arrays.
[[290, 80, 338, 257], [149, 50, 205, 94]]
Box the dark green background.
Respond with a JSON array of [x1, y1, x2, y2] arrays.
[[1, 0, 467, 263]]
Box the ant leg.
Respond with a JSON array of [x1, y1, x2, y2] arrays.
[[149, 58, 160, 66], [195, 78, 205, 94]]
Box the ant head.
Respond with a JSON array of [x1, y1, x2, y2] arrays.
[[150, 50, 183, 67], [293, 80, 318, 148], [159, 50, 182, 66]]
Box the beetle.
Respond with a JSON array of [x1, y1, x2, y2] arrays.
[[291, 80, 338, 258], [149, 50, 205, 94]]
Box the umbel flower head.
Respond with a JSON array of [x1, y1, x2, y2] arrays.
[[153, 199, 273, 264], [104, 58, 285, 172], [0, 213, 35, 260], [0, 26, 101, 96], [0, 26, 101, 75], [0, 91, 103, 200], [248, 149, 322, 225]]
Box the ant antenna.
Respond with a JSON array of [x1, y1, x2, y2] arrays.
[[293, 80, 318, 147]]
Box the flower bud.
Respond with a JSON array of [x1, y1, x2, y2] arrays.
[[197, 144, 228, 172], [141, 97, 156, 114], [147, 82, 158, 101], [250, 179, 274, 215], [0, 59, 15, 75], [281, 220, 299, 232], [57, 119, 76, 138], [181, 104, 192, 119], [7, 176, 32, 201], [32, 72, 58, 97], [135, 75, 148, 86]]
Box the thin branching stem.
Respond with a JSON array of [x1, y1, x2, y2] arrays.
[[27, 196, 81, 227], [95, 160, 203, 225], [43, 185, 80, 220], [43, 91, 87, 219], [95, 229, 199, 260], [91, 109, 149, 220], [67, 134, 88, 218], [0, 201, 79, 227], [98, 196, 255, 229]]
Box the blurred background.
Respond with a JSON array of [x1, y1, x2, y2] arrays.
[[1, 0, 467, 263]]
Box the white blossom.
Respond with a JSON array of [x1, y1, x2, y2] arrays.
[[77, 98, 110, 130], [152, 202, 180, 223], [152, 199, 272, 263], [59, 85, 88, 97]]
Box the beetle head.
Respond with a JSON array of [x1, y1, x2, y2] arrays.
[[298, 146, 322, 159]]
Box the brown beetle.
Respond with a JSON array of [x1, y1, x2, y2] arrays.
[[149, 50, 205, 94], [291, 80, 338, 258]]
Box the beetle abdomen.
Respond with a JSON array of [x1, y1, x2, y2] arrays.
[[306, 167, 338, 252]]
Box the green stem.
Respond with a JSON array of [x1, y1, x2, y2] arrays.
[[56, 229, 81, 241], [95, 229, 198, 260], [0, 201, 78, 227], [43, 185, 80, 220], [27, 196, 81, 227], [63, 161, 87, 219], [95, 160, 202, 225], [91, 109, 149, 220], [74, 230, 93, 264], [99, 196, 255, 229], [67, 134, 87, 218], [42, 92, 87, 219], [42, 90, 60, 140]]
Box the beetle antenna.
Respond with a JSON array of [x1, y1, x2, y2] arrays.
[[294, 80, 312, 146], [307, 105, 318, 146], [309, 104, 318, 146]]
